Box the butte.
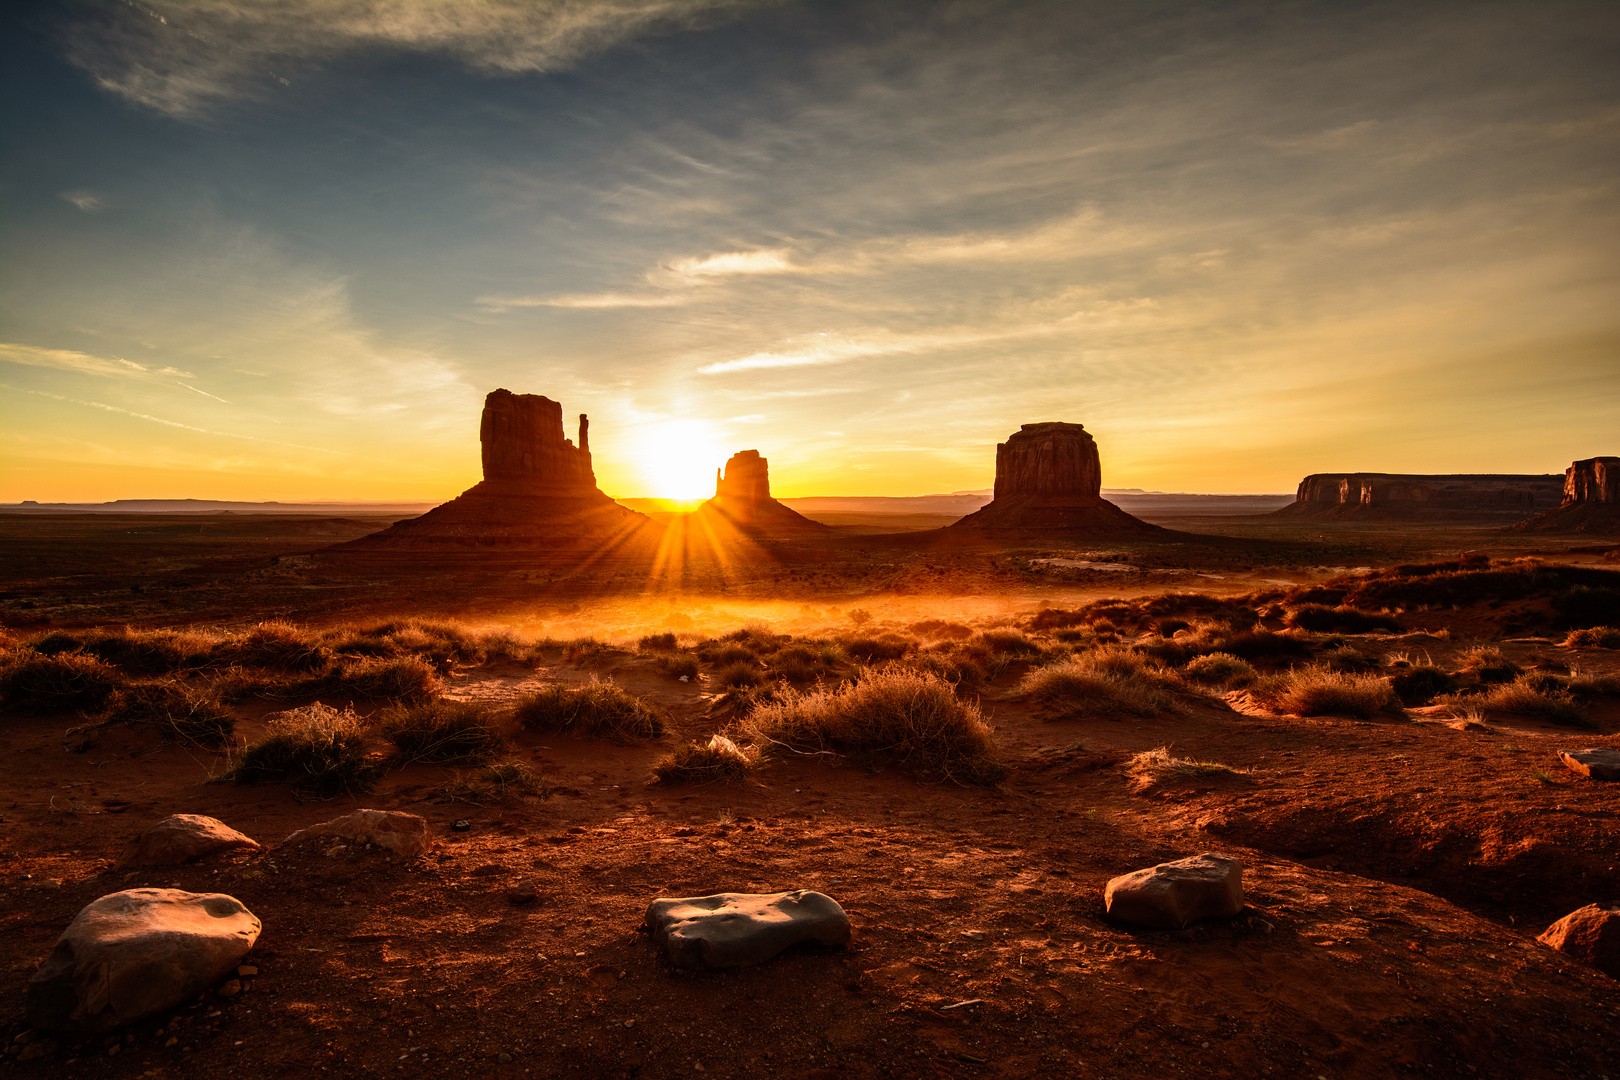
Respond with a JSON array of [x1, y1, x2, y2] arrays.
[[692, 450, 830, 536], [345, 389, 652, 550], [948, 422, 1164, 536], [1512, 456, 1620, 534]]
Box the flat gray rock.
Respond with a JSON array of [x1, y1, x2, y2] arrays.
[[1559, 748, 1620, 781], [26, 889, 261, 1034], [1105, 853, 1244, 930], [118, 814, 260, 868], [643, 890, 851, 970]]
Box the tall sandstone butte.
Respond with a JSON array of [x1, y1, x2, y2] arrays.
[[950, 422, 1162, 535], [1277, 472, 1562, 519], [347, 389, 650, 548], [697, 450, 828, 533], [1513, 456, 1620, 533]]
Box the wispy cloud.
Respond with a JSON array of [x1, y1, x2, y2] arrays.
[[63, 0, 761, 118], [664, 248, 795, 278], [476, 291, 689, 312], [0, 342, 194, 380], [695, 325, 1057, 375], [59, 190, 104, 212]]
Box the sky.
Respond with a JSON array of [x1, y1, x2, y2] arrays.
[[2, 0, 1617, 502]]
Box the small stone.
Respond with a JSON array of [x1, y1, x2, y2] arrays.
[[643, 890, 852, 970], [279, 809, 432, 859], [506, 882, 538, 905], [13, 1031, 36, 1046], [497, 1052, 513, 1063], [107, 1044, 120, 1056], [1538, 904, 1620, 978], [17, 1042, 50, 1062], [165, 1037, 178, 1048], [452, 820, 472, 833], [117, 815, 260, 868], [1558, 748, 1620, 781], [216, 980, 241, 998], [236, 965, 258, 977], [1105, 853, 1244, 930]]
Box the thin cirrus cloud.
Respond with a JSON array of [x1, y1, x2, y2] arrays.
[[59, 190, 104, 212], [60, 0, 762, 118], [694, 324, 1060, 375], [0, 342, 194, 381]]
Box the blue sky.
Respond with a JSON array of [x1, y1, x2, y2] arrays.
[[3, 0, 1618, 501]]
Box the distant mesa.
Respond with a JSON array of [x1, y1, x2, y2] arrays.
[[346, 389, 650, 549], [1275, 472, 1563, 521], [948, 422, 1164, 535], [1512, 457, 1620, 533], [696, 450, 829, 534]]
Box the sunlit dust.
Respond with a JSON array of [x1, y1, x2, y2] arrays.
[[635, 420, 726, 500]]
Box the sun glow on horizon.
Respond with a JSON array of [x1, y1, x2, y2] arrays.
[[634, 419, 726, 501]]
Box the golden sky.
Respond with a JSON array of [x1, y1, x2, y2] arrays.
[[3, 1, 1617, 502]]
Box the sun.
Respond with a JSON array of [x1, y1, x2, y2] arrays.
[[636, 419, 726, 502]]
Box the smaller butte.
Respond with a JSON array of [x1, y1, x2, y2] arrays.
[[1513, 456, 1620, 534], [695, 450, 829, 535], [949, 422, 1162, 536]]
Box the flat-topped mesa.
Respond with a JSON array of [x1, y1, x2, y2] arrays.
[[951, 422, 1162, 535], [1277, 472, 1564, 520], [479, 389, 595, 492], [337, 389, 652, 550], [1512, 457, 1620, 533], [697, 450, 828, 533]]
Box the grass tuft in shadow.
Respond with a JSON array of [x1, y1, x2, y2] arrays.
[[380, 700, 503, 763], [1019, 649, 1186, 719], [652, 734, 759, 785], [513, 679, 666, 741], [223, 702, 376, 796], [0, 650, 123, 715], [1250, 666, 1403, 720], [441, 760, 553, 803], [1126, 747, 1247, 791]]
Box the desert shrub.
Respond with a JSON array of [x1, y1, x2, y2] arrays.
[[1126, 747, 1246, 790], [714, 661, 766, 689], [888, 650, 985, 693], [638, 632, 679, 652], [223, 703, 376, 795], [973, 629, 1043, 657], [1052, 627, 1097, 646], [652, 733, 759, 785], [1460, 646, 1522, 684], [0, 650, 123, 714], [562, 636, 617, 667], [441, 759, 552, 803], [1475, 676, 1592, 727], [477, 629, 535, 664], [95, 680, 235, 746], [1181, 652, 1256, 688], [1552, 586, 1620, 630], [32, 627, 217, 675], [909, 620, 973, 641], [710, 681, 785, 719], [304, 656, 440, 702], [1285, 586, 1348, 606], [1137, 593, 1259, 629], [1391, 665, 1459, 706], [1569, 669, 1620, 697], [1563, 625, 1620, 649], [1250, 666, 1401, 720], [380, 700, 503, 763], [842, 636, 914, 663], [1322, 645, 1381, 674], [1018, 656, 1182, 720], [227, 621, 332, 672], [1209, 629, 1314, 662], [656, 653, 701, 680], [768, 644, 837, 684], [739, 668, 1005, 785], [1342, 558, 1620, 612], [513, 679, 665, 741], [1285, 604, 1402, 634], [326, 620, 488, 669], [710, 643, 762, 667]]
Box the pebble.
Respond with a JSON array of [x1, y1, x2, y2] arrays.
[[497, 1052, 513, 1063], [237, 965, 258, 977], [506, 882, 538, 905], [452, 820, 472, 832], [217, 980, 242, 998]]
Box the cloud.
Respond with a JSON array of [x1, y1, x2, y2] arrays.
[[664, 248, 796, 278], [476, 291, 689, 311], [0, 342, 195, 380], [695, 325, 1057, 375], [61, 0, 761, 118], [59, 190, 104, 212]]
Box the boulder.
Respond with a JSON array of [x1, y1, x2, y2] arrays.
[[950, 423, 1164, 535], [1105, 853, 1244, 929], [26, 889, 260, 1034], [117, 814, 260, 868], [643, 890, 851, 969], [279, 809, 432, 859], [1537, 904, 1620, 978], [1558, 748, 1620, 781]]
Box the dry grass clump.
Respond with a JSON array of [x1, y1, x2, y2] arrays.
[[1460, 646, 1522, 684], [638, 632, 679, 652], [1569, 669, 1620, 697], [324, 619, 490, 669], [738, 668, 1005, 786], [1018, 651, 1184, 720], [1180, 651, 1256, 688], [380, 700, 504, 763], [972, 629, 1043, 657], [766, 643, 840, 684], [655, 653, 700, 680], [1285, 604, 1402, 634], [441, 760, 552, 803], [305, 656, 440, 702], [1126, 747, 1247, 791], [94, 679, 235, 747], [841, 635, 916, 663], [30, 627, 218, 675], [652, 733, 759, 785], [909, 619, 973, 641], [1249, 666, 1402, 720], [1564, 626, 1620, 649], [1210, 630, 1315, 662], [477, 629, 536, 664], [1471, 676, 1592, 727], [0, 650, 123, 715], [713, 661, 766, 689], [223, 703, 376, 795], [1321, 645, 1381, 673], [708, 643, 763, 667], [561, 636, 618, 667], [513, 679, 666, 741], [226, 621, 333, 672], [1390, 664, 1459, 706]]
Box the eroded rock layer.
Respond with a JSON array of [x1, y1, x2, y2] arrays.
[[342, 389, 651, 549], [1513, 457, 1620, 533], [1277, 473, 1563, 520], [951, 422, 1163, 535], [696, 450, 828, 534]]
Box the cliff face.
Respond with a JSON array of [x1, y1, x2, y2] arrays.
[[341, 389, 650, 549], [1281, 473, 1563, 519], [1512, 457, 1620, 533], [951, 422, 1162, 535], [698, 450, 827, 533]]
